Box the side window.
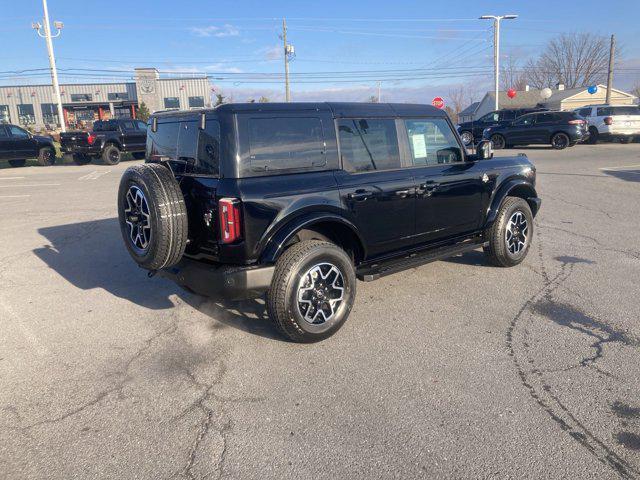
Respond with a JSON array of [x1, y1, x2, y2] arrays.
[[135, 120, 148, 131], [597, 107, 611, 116], [479, 112, 499, 123], [337, 118, 400, 172], [121, 120, 136, 131], [577, 108, 591, 117], [404, 118, 463, 166], [514, 115, 535, 126], [8, 125, 30, 138], [196, 119, 220, 176], [500, 111, 516, 121], [536, 113, 557, 124], [0, 126, 9, 138], [148, 121, 179, 161], [248, 117, 325, 172]]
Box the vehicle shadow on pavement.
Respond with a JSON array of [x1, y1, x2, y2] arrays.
[[33, 217, 280, 340], [443, 249, 489, 266], [601, 168, 640, 183]]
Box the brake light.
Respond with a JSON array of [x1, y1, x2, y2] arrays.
[[604, 116, 613, 126], [568, 119, 585, 125], [87, 133, 96, 145], [218, 198, 242, 244]]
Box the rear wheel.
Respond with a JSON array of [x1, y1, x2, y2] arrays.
[[484, 197, 533, 267], [102, 144, 122, 165], [117, 163, 188, 271], [620, 137, 632, 144], [587, 127, 599, 144], [267, 240, 356, 343], [37, 147, 56, 166], [8, 159, 26, 168], [73, 153, 92, 165], [551, 132, 569, 150], [490, 134, 506, 150]]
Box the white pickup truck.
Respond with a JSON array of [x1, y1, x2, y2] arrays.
[[574, 104, 640, 144]]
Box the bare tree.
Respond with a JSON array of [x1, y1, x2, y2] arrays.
[[501, 56, 528, 91], [448, 86, 467, 118], [523, 33, 612, 89], [632, 83, 640, 100]]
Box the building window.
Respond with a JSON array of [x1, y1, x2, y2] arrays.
[[108, 92, 129, 101], [75, 109, 96, 122], [164, 97, 180, 109], [17, 104, 36, 125], [188, 96, 205, 108], [41, 103, 60, 126], [0, 105, 10, 123], [70, 93, 93, 102]]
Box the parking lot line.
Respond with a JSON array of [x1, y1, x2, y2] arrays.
[[0, 183, 61, 188], [0, 195, 30, 198], [599, 163, 640, 170], [0, 176, 26, 180]]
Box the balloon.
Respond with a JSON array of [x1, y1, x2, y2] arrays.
[[507, 88, 517, 99], [540, 87, 552, 99], [587, 85, 598, 94]]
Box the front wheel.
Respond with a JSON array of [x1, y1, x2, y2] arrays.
[[460, 131, 473, 146], [619, 137, 632, 144], [490, 134, 506, 150], [587, 127, 599, 144], [37, 147, 56, 166], [484, 197, 533, 267], [267, 240, 356, 343], [9, 159, 26, 168], [551, 132, 570, 150]]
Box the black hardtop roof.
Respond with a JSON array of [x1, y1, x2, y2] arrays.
[[152, 102, 447, 119]]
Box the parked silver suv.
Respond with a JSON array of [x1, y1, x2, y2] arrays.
[[574, 104, 640, 144]]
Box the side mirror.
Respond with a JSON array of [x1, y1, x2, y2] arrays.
[[476, 140, 493, 160]]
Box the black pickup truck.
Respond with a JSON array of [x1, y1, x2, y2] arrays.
[[117, 103, 540, 342], [60, 118, 147, 165], [0, 123, 56, 167]]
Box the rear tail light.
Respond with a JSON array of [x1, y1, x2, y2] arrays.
[[568, 119, 585, 125], [87, 133, 96, 145], [604, 116, 613, 126], [218, 198, 242, 244]]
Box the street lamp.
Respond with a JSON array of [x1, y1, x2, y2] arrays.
[[33, 0, 66, 132], [479, 14, 518, 111]]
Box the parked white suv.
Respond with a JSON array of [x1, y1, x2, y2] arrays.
[[574, 104, 640, 144]]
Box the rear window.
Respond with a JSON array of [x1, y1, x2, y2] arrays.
[[337, 118, 400, 172], [247, 117, 326, 172], [93, 120, 118, 131], [596, 106, 640, 116]]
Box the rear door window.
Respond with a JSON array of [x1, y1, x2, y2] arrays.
[[404, 118, 463, 166], [248, 117, 325, 172], [536, 113, 559, 124], [513, 115, 535, 126], [337, 118, 400, 172], [499, 111, 516, 121]]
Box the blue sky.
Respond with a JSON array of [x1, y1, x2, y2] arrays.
[[2, 0, 639, 104]]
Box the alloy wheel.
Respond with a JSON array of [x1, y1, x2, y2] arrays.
[[124, 186, 151, 252], [505, 211, 528, 255], [297, 262, 345, 325]]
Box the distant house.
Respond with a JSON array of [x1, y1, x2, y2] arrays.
[[458, 101, 480, 123], [462, 84, 638, 122]]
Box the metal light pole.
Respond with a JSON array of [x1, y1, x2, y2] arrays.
[[33, 0, 66, 132], [480, 14, 517, 111]]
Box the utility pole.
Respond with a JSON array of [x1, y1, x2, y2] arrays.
[[480, 14, 517, 111], [33, 0, 66, 132], [282, 18, 291, 102], [377, 81, 382, 103], [605, 34, 615, 105]]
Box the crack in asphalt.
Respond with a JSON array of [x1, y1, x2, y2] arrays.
[[506, 226, 640, 479], [544, 193, 616, 220]]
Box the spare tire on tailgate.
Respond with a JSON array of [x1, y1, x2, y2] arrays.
[[117, 163, 188, 270]]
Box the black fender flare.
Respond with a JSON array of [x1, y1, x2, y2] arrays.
[[485, 179, 539, 229], [258, 212, 367, 264], [101, 138, 123, 152]]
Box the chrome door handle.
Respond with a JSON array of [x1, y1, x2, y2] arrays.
[[418, 182, 439, 196]]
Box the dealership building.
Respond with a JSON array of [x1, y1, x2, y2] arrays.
[[0, 68, 212, 131]]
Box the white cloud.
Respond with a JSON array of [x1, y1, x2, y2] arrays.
[[190, 24, 240, 38], [258, 44, 282, 61]]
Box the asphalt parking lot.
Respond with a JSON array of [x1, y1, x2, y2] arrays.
[[1, 144, 639, 479]]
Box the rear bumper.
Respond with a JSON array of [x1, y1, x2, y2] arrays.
[[61, 145, 101, 156], [157, 258, 274, 301]]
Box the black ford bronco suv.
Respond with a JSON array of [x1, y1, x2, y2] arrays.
[[60, 118, 147, 165], [117, 103, 540, 342]]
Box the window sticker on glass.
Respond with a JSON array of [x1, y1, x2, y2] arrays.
[[411, 134, 427, 159]]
